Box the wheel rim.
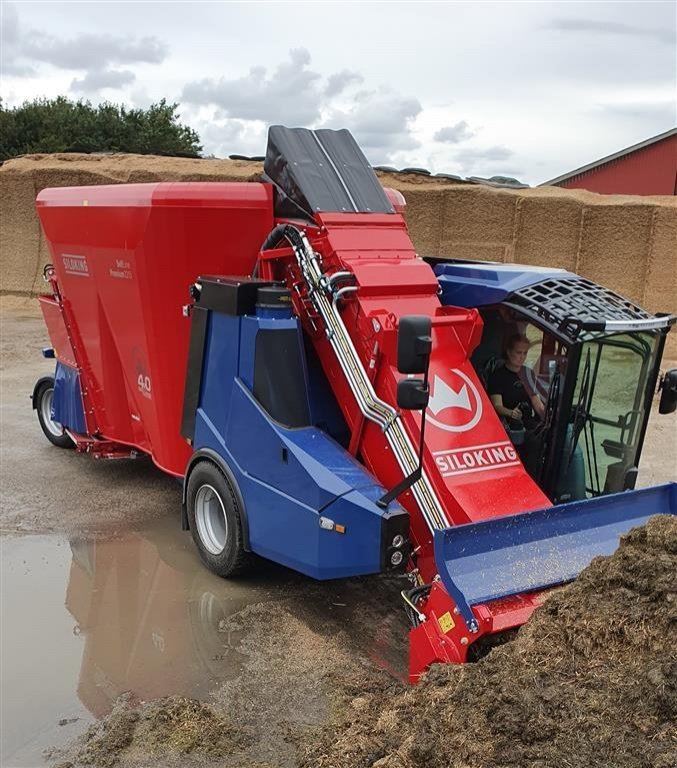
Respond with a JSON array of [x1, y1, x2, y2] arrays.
[[195, 484, 228, 555], [41, 388, 64, 438]]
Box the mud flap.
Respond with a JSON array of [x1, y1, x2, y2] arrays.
[[434, 482, 677, 632]]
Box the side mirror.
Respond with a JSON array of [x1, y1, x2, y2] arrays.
[[659, 369, 677, 414], [397, 378, 429, 411], [397, 315, 432, 374]]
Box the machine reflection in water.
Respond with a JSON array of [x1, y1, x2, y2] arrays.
[[65, 520, 253, 718], [64, 517, 408, 720]]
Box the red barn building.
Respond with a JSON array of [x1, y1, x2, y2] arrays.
[[543, 127, 676, 195]]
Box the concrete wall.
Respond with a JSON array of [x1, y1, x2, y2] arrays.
[[2, 153, 675, 353]]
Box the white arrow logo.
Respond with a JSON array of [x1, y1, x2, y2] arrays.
[[428, 375, 472, 415], [426, 369, 483, 433]]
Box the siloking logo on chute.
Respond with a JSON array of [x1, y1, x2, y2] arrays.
[[426, 368, 483, 433]]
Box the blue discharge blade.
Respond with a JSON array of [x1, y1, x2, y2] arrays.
[[434, 482, 677, 632]]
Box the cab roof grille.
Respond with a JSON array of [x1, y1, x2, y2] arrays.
[[505, 277, 659, 342]]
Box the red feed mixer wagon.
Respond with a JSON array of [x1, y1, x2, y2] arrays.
[[33, 127, 677, 680]]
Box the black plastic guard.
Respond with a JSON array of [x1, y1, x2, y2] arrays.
[[263, 126, 394, 220]]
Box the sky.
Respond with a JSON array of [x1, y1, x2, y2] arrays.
[[1, 0, 675, 184]]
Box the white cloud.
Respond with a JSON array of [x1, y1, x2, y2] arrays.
[[198, 119, 267, 159], [434, 121, 475, 144], [453, 145, 515, 174], [71, 69, 136, 95], [183, 50, 421, 163], [1, 2, 168, 95], [322, 88, 422, 162], [182, 48, 324, 125], [325, 69, 363, 97]]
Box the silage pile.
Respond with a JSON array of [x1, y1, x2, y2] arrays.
[[47, 517, 676, 768], [299, 515, 677, 768]]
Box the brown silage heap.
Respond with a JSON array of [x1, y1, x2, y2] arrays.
[[298, 515, 677, 768]]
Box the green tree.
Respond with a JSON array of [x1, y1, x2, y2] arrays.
[[0, 97, 202, 160]]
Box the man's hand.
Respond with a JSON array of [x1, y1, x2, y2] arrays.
[[509, 407, 523, 421]]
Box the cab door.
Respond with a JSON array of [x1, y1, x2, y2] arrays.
[[568, 332, 659, 496]]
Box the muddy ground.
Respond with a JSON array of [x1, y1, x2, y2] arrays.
[[1, 298, 676, 768]]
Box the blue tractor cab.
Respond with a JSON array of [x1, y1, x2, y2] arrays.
[[429, 258, 676, 503]]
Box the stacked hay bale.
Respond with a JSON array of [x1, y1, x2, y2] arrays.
[[1, 153, 675, 352]]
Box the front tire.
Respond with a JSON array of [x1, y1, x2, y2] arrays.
[[186, 460, 250, 577], [35, 379, 74, 449]]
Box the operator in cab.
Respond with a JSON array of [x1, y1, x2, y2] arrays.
[[488, 334, 545, 465]]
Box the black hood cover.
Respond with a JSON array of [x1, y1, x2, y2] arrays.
[[263, 126, 394, 220]]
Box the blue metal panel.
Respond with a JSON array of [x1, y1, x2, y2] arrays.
[[192, 309, 402, 580], [434, 262, 577, 308], [228, 380, 375, 506], [194, 388, 393, 578], [304, 335, 350, 446], [52, 362, 87, 433], [434, 482, 677, 631], [199, 312, 241, 439]]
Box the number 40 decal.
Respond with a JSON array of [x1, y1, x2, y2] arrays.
[[137, 373, 152, 398]]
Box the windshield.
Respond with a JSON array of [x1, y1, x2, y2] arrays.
[[569, 331, 660, 496]]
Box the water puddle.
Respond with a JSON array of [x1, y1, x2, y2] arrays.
[[1, 517, 408, 766]]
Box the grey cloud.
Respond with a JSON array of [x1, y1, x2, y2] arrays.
[[323, 88, 422, 160], [596, 100, 676, 122], [182, 48, 324, 124], [434, 121, 475, 143], [1, 2, 36, 75], [2, 2, 168, 83], [199, 119, 265, 158], [325, 69, 363, 97], [546, 17, 674, 44], [71, 69, 136, 94], [27, 34, 167, 70], [454, 145, 514, 173], [184, 49, 421, 165]]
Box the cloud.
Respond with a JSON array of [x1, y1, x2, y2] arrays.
[[198, 119, 266, 158], [28, 34, 167, 71], [546, 17, 674, 44], [71, 69, 136, 94], [182, 48, 324, 124], [453, 145, 514, 173], [595, 99, 676, 122], [183, 50, 420, 163], [434, 121, 475, 143], [325, 69, 363, 97], [2, 2, 168, 90], [322, 88, 422, 162], [1, 2, 36, 75]]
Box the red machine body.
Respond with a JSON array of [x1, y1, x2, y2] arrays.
[[36, 178, 554, 680], [37, 183, 273, 475]]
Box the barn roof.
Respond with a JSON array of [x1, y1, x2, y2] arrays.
[[542, 127, 677, 187]]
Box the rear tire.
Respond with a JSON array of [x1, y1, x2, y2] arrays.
[[186, 460, 251, 577], [35, 379, 74, 449]]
